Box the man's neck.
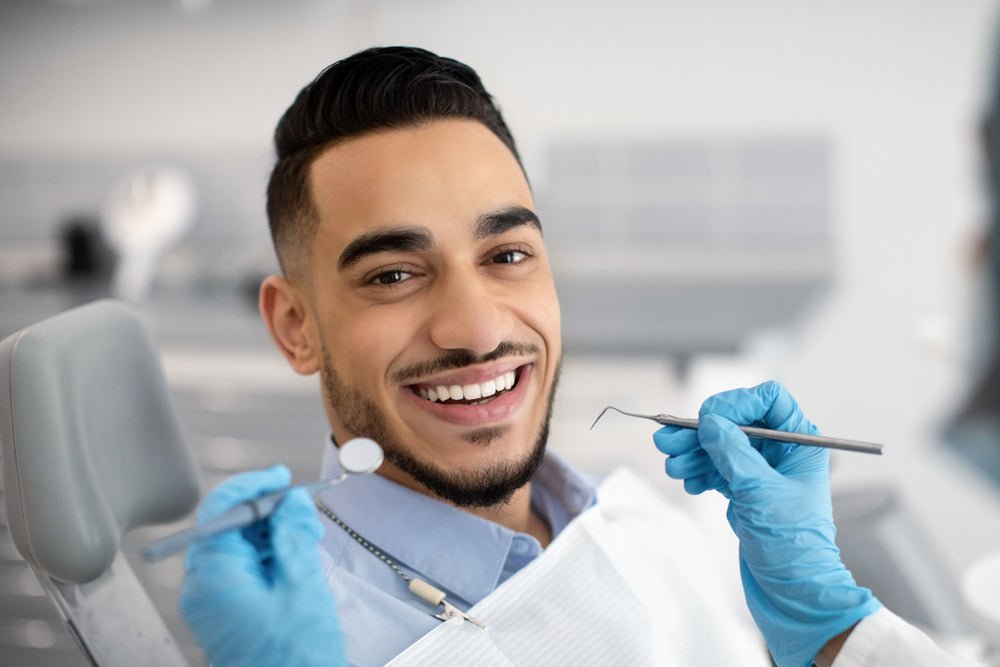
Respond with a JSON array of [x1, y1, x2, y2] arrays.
[[462, 483, 552, 548], [377, 463, 553, 547]]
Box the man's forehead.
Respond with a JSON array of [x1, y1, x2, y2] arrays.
[[308, 119, 524, 187], [307, 119, 534, 248]]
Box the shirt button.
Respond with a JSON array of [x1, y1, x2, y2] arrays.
[[511, 539, 529, 554]]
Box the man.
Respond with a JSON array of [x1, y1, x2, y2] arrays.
[[179, 47, 975, 667]]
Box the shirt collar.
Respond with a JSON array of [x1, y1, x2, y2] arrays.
[[318, 435, 596, 605]]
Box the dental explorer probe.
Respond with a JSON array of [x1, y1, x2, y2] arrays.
[[143, 438, 384, 561], [590, 406, 884, 455]]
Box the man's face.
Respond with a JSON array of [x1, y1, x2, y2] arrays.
[[299, 119, 562, 506]]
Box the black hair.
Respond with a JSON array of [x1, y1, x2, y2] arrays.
[[265, 46, 522, 274]]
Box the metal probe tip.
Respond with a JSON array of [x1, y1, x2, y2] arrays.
[[590, 406, 628, 431]]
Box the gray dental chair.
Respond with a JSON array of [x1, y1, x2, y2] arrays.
[[0, 299, 201, 666]]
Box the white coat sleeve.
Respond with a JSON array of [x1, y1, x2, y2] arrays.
[[831, 607, 982, 667]]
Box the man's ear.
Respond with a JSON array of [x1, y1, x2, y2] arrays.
[[259, 275, 320, 375]]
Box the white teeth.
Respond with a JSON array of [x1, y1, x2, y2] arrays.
[[421, 371, 517, 402]]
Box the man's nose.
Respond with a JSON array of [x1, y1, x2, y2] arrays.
[[427, 270, 514, 355]]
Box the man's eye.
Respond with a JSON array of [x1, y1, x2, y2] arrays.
[[493, 249, 529, 264], [371, 269, 413, 285]]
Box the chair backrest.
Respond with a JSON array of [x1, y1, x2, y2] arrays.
[[0, 299, 201, 665]]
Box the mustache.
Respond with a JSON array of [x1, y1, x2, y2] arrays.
[[391, 341, 540, 384]]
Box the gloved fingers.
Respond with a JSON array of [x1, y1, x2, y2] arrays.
[[198, 465, 293, 522], [663, 448, 719, 480], [184, 523, 264, 576], [653, 426, 700, 456], [761, 382, 821, 437], [656, 428, 730, 495], [683, 471, 729, 496], [240, 519, 276, 565], [697, 414, 781, 489], [270, 487, 326, 586], [184, 466, 293, 575], [699, 381, 818, 436], [759, 437, 830, 477], [180, 545, 261, 596]]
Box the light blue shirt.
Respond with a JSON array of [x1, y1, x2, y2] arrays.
[[315, 437, 597, 667]]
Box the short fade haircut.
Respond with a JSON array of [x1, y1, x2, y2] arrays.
[[266, 46, 524, 276]]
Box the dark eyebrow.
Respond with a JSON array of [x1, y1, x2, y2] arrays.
[[337, 227, 433, 270], [474, 206, 541, 240]]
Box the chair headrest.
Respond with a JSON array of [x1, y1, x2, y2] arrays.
[[0, 299, 201, 583]]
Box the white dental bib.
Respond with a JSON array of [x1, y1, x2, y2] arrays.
[[387, 468, 771, 666]]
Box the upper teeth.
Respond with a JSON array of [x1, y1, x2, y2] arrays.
[[418, 371, 517, 402]]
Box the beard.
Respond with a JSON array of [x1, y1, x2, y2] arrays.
[[320, 345, 560, 508]]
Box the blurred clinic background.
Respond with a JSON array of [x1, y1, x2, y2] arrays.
[[5, 0, 1000, 664]]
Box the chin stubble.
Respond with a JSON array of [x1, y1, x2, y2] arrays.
[[320, 348, 561, 508]]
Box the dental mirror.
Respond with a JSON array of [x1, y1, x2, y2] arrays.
[[337, 437, 384, 475]]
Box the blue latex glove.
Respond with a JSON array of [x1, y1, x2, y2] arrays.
[[653, 381, 882, 667], [179, 465, 346, 667]]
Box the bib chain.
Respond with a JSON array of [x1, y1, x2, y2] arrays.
[[315, 497, 412, 583]]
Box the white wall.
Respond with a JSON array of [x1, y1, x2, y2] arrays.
[[4, 0, 1000, 573]]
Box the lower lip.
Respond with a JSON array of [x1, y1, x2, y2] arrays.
[[403, 364, 534, 427]]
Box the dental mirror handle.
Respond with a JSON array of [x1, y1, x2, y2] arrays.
[[143, 438, 383, 561], [142, 479, 340, 562]]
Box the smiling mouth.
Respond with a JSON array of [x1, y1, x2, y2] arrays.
[[412, 369, 519, 406]]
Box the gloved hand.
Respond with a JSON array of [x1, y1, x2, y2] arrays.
[[653, 381, 882, 667], [179, 465, 346, 667]]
